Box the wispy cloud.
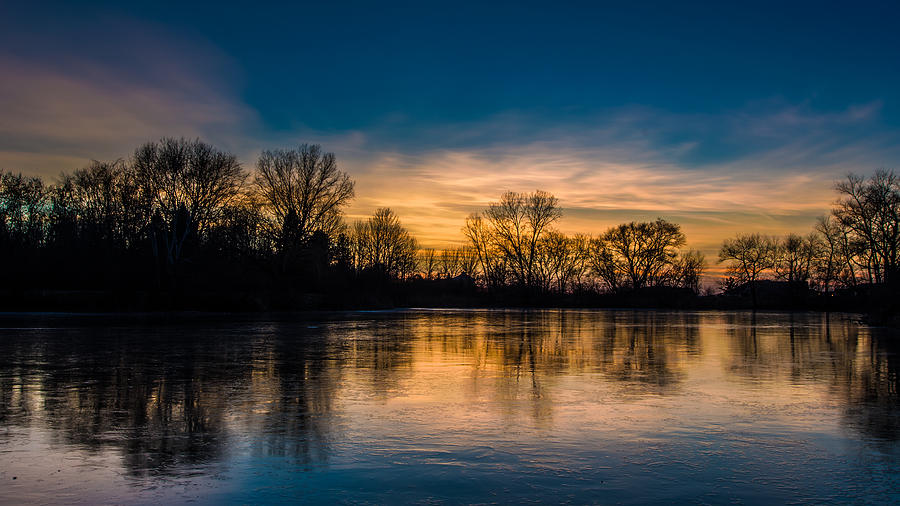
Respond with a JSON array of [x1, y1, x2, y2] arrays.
[[0, 21, 258, 174], [342, 101, 899, 255], [342, 144, 827, 249], [1, 20, 898, 269]]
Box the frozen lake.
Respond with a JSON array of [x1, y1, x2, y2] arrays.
[[1, 310, 898, 504]]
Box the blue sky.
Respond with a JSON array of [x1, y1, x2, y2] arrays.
[[2, 1, 899, 253]]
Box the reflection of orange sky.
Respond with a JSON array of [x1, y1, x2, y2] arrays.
[[302, 312, 860, 439], [6, 313, 874, 431], [2, 311, 888, 500]]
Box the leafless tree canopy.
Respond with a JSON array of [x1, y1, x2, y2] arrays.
[[461, 193, 702, 294], [813, 215, 858, 292], [719, 233, 777, 284], [435, 246, 478, 279], [53, 160, 151, 249], [463, 213, 506, 288], [352, 208, 418, 278], [5, 134, 894, 310], [673, 249, 705, 295], [255, 144, 355, 244], [133, 138, 246, 267], [471, 190, 561, 287], [833, 170, 900, 284], [773, 233, 818, 284], [716, 170, 900, 299], [592, 219, 688, 291], [537, 231, 590, 294], [420, 248, 437, 280], [0, 171, 47, 247]]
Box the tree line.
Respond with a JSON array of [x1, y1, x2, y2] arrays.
[[1, 138, 896, 311], [717, 170, 900, 308], [460, 191, 704, 295], [1, 140, 362, 307]]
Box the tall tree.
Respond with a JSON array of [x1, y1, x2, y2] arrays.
[[588, 236, 624, 292], [0, 171, 47, 249], [832, 170, 900, 285], [774, 233, 818, 285], [672, 249, 705, 294], [536, 231, 588, 294], [438, 247, 459, 279], [813, 215, 857, 292], [255, 144, 355, 247], [352, 208, 419, 279], [718, 233, 777, 306], [463, 214, 502, 287], [597, 219, 687, 291], [482, 190, 561, 288], [55, 159, 152, 250], [420, 248, 437, 280], [132, 138, 246, 284]]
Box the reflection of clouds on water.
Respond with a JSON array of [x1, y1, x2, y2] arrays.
[[0, 310, 898, 485]]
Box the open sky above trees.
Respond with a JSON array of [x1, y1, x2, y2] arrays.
[[2, 1, 900, 267]]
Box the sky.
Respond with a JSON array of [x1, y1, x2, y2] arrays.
[[2, 0, 900, 263]]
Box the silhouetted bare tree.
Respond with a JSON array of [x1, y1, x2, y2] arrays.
[[0, 171, 47, 249], [463, 214, 505, 288], [672, 249, 705, 294], [536, 231, 589, 294], [51, 160, 152, 250], [437, 248, 459, 279], [132, 138, 246, 286], [456, 246, 479, 279], [486, 190, 561, 288], [420, 248, 437, 280], [587, 236, 623, 292], [813, 215, 857, 292], [352, 208, 418, 279], [719, 233, 777, 306], [255, 144, 355, 247], [833, 170, 900, 285], [774, 233, 818, 285], [463, 190, 560, 290], [590, 219, 687, 291]]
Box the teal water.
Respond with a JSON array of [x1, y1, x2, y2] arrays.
[[0, 310, 897, 504]]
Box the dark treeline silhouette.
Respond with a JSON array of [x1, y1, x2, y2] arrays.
[[461, 190, 704, 304], [0, 138, 897, 317], [2, 140, 374, 309], [716, 170, 900, 322]]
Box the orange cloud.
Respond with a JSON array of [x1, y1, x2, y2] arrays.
[[342, 145, 836, 253], [1, 37, 894, 286]]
